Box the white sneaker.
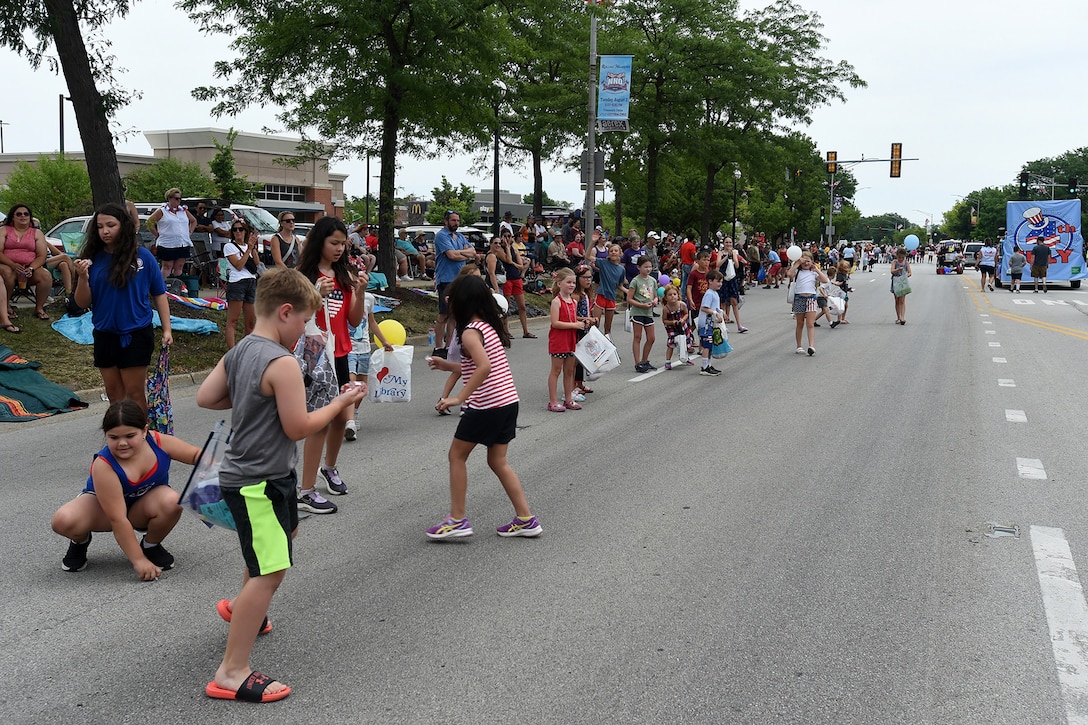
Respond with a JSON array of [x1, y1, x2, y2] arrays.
[[344, 419, 357, 441], [796, 347, 805, 354], [399, 275, 413, 281]]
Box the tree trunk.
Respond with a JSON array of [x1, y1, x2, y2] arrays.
[[531, 144, 543, 218], [43, 0, 124, 209], [377, 84, 404, 286], [701, 163, 722, 245]]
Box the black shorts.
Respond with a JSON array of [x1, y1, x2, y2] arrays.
[[979, 264, 995, 275], [222, 472, 298, 578], [333, 354, 349, 388], [437, 282, 451, 314], [156, 246, 191, 261], [455, 402, 518, 447], [226, 277, 257, 303], [92, 325, 155, 369]]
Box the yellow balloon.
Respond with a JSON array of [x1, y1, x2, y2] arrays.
[[375, 319, 406, 347], [671, 278, 681, 287]]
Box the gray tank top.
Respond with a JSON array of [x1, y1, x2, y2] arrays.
[[218, 334, 298, 487]]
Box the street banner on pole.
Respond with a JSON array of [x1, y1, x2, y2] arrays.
[[597, 55, 632, 132]]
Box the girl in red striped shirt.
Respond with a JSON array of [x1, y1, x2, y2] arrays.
[[426, 275, 542, 539]]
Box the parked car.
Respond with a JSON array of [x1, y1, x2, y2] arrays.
[[46, 214, 155, 254], [403, 225, 490, 254], [962, 242, 983, 269]]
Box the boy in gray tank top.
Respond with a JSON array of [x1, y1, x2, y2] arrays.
[[196, 268, 365, 703]]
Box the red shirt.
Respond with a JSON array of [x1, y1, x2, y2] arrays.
[[566, 240, 585, 258], [679, 241, 697, 266], [687, 268, 708, 308], [315, 274, 355, 357], [365, 233, 379, 251]]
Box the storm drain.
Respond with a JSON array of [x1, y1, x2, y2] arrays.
[[986, 522, 1021, 539]]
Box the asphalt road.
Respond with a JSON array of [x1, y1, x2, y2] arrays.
[[3, 262, 1088, 723]]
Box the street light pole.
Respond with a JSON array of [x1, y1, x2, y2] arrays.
[[731, 168, 741, 242], [0, 120, 8, 153], [583, 8, 598, 233]]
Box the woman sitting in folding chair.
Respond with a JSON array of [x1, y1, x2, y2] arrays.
[[1, 203, 54, 321]]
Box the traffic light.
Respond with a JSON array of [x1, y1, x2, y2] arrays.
[[890, 143, 902, 178], [825, 151, 837, 174], [1019, 172, 1030, 199], [820, 207, 826, 223], [1068, 178, 1079, 195]]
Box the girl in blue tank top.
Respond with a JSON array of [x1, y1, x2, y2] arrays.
[[50, 400, 200, 581]]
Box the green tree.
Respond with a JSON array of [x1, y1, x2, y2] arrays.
[[1, 1, 138, 209], [123, 158, 217, 203], [0, 154, 92, 229], [209, 128, 259, 204], [181, 0, 509, 280], [425, 177, 479, 225], [523, 191, 560, 208], [343, 195, 378, 225]]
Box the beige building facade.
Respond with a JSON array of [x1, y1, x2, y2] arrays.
[[0, 127, 347, 220]]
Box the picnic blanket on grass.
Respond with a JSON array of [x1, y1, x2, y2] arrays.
[[51, 311, 218, 345], [0, 346, 87, 421]]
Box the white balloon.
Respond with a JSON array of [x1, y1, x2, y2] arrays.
[[492, 293, 509, 315], [786, 245, 803, 261]]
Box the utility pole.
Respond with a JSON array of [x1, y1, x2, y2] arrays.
[[583, 8, 598, 232]]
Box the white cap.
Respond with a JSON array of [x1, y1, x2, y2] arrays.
[[647, 231, 660, 239], [716, 230, 724, 239]]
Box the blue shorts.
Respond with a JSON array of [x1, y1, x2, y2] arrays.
[[347, 351, 371, 376], [699, 324, 714, 350]]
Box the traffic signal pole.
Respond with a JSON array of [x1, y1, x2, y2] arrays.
[[823, 144, 917, 246]]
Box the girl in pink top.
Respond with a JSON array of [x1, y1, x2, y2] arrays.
[[426, 274, 541, 540]]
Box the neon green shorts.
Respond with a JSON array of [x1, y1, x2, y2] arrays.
[[222, 472, 298, 577]]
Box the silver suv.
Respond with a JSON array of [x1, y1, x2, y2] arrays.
[[963, 242, 983, 269]]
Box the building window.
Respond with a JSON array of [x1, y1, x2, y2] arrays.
[[258, 184, 306, 202]]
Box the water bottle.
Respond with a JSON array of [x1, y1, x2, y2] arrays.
[[428, 327, 435, 346]]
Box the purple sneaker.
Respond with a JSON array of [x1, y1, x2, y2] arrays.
[[496, 515, 543, 538], [426, 516, 473, 539]]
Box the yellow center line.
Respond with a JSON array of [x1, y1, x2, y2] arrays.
[[963, 278, 1088, 341]]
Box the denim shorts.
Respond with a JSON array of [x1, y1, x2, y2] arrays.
[[346, 351, 371, 376]]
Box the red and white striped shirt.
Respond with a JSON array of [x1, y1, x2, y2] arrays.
[[460, 320, 519, 410]]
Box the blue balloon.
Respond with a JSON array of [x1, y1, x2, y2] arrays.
[[904, 234, 920, 251]]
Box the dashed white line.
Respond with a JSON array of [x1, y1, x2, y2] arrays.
[[998, 379, 1016, 387], [1031, 525, 1088, 725], [993, 357, 1008, 363], [1017, 458, 1047, 480], [1006, 409, 1027, 423], [989, 342, 1002, 348]]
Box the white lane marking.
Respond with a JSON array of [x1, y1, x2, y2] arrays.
[[985, 330, 997, 334], [980, 314, 990, 317], [1006, 409, 1027, 423], [989, 342, 1002, 347], [983, 321, 994, 325], [1043, 300, 1070, 306], [998, 379, 1016, 387], [1031, 525, 1088, 725], [993, 357, 1008, 363], [1017, 458, 1047, 479], [627, 367, 668, 382]]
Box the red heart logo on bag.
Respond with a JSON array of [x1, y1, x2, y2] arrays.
[[376, 367, 389, 381]]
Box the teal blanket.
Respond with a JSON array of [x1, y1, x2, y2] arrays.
[[51, 312, 218, 345], [0, 346, 88, 421]]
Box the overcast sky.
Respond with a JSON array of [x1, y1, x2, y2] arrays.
[[3, 0, 1086, 230]]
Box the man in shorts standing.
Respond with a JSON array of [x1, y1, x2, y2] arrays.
[[1030, 238, 1051, 293], [433, 210, 477, 357]]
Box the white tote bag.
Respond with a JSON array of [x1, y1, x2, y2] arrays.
[[827, 296, 845, 316], [368, 345, 414, 402], [623, 308, 633, 333], [723, 257, 736, 281], [575, 325, 621, 375]]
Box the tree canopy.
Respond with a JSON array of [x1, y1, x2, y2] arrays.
[[123, 158, 216, 203], [0, 154, 93, 228]]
